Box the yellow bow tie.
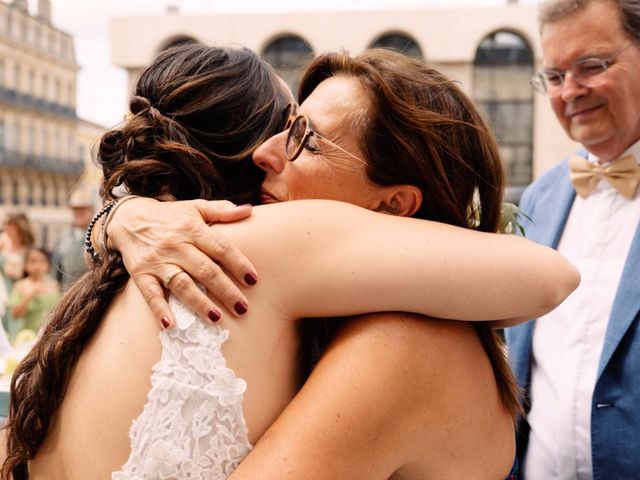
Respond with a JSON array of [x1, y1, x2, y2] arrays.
[[569, 154, 640, 199]]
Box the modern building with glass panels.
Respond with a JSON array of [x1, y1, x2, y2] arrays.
[[111, 3, 581, 202]]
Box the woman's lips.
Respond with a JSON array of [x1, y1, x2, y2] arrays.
[[259, 189, 281, 203]]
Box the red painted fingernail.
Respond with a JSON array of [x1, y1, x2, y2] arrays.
[[208, 309, 221, 323], [161, 317, 171, 329], [244, 272, 257, 286], [234, 301, 248, 315]]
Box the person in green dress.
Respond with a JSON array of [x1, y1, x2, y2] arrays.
[[7, 248, 60, 336], [0, 214, 35, 340]]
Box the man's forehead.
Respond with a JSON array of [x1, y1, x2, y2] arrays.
[[540, 6, 626, 66]]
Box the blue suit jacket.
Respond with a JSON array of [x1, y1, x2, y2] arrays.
[[506, 155, 640, 480]]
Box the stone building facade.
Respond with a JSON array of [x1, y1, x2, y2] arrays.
[[111, 3, 580, 202], [0, 0, 97, 249]]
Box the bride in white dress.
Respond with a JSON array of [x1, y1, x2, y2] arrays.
[[1, 44, 577, 480]]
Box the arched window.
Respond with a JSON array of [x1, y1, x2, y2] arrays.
[[262, 35, 314, 97], [474, 31, 534, 203], [370, 33, 423, 59]]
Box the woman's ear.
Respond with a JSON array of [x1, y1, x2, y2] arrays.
[[373, 185, 423, 217]]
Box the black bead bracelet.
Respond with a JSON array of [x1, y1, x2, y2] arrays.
[[85, 199, 117, 263]]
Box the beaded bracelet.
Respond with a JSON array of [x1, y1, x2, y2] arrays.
[[100, 195, 139, 253], [85, 200, 117, 263]]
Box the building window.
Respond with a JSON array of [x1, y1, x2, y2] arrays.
[[41, 127, 48, 156], [37, 178, 45, 206], [28, 70, 35, 95], [43, 181, 51, 206], [42, 74, 48, 99], [51, 34, 58, 55], [370, 33, 423, 59], [262, 35, 314, 97], [11, 15, 20, 38], [54, 184, 62, 206], [67, 132, 74, 160], [13, 64, 20, 90], [26, 23, 33, 44], [474, 31, 534, 203], [53, 128, 60, 159], [27, 125, 35, 156], [41, 28, 49, 49], [54, 78, 61, 103], [11, 177, 19, 205], [67, 83, 72, 107], [26, 179, 33, 206], [14, 121, 21, 151]]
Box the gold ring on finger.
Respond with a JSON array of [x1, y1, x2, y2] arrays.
[[162, 268, 186, 289]]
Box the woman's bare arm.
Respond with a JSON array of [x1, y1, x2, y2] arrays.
[[212, 200, 578, 324], [108, 198, 579, 326]]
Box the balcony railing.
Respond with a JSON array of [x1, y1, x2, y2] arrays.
[[0, 150, 84, 175], [0, 86, 77, 119]]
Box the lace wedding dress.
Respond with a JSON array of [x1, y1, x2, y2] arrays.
[[112, 296, 252, 479]]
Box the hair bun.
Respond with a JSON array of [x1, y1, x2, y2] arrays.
[[129, 95, 152, 115]]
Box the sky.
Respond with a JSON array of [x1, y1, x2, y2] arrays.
[[38, 0, 541, 128]]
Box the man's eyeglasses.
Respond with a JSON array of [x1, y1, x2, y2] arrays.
[[530, 44, 630, 98], [282, 103, 366, 163]]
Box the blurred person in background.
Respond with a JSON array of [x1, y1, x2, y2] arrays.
[[0, 214, 35, 341], [53, 187, 96, 290], [7, 247, 60, 337], [506, 0, 640, 478]]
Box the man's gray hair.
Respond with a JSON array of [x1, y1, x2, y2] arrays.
[[539, 0, 640, 43]]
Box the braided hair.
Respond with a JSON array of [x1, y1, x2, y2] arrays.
[[1, 42, 289, 479]]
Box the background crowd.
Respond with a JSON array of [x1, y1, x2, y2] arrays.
[[0, 187, 94, 353]]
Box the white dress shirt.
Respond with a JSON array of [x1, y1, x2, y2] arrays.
[[524, 143, 640, 480]]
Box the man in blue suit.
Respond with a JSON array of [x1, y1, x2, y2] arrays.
[[506, 1, 640, 478]]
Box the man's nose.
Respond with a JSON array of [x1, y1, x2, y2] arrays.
[[560, 72, 590, 102]]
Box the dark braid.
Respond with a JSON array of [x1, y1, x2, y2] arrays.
[[1, 42, 289, 478], [3, 259, 128, 480]]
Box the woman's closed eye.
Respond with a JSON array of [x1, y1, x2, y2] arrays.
[[304, 138, 320, 153]]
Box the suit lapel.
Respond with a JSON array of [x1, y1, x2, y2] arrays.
[[529, 161, 576, 249], [597, 220, 640, 380], [508, 161, 577, 390]]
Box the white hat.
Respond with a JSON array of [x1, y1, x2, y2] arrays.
[[68, 187, 96, 208]]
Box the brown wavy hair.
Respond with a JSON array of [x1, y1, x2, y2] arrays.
[[1, 42, 289, 479], [299, 49, 521, 418], [4, 213, 35, 249]]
